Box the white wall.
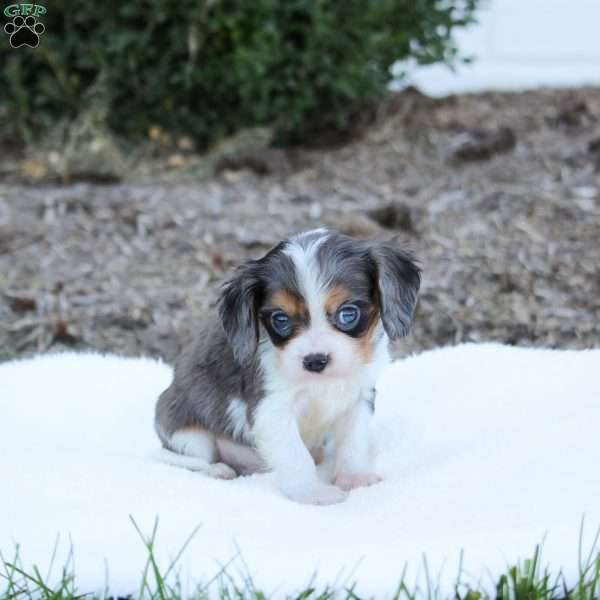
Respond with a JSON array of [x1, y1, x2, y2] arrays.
[[395, 0, 600, 96]]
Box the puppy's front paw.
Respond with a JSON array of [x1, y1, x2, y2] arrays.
[[286, 483, 348, 505], [333, 472, 382, 491]]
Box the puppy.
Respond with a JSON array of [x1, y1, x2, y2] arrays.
[[154, 229, 420, 504]]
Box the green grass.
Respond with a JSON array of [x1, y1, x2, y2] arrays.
[[1, 518, 599, 600]]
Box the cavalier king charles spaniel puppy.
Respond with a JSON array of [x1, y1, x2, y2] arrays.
[[155, 229, 420, 504]]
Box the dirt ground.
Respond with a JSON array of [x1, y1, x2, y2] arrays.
[[1, 87, 600, 363]]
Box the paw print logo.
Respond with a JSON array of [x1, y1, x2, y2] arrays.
[[4, 15, 45, 48]]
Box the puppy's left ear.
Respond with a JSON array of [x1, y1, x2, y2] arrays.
[[368, 243, 421, 340]]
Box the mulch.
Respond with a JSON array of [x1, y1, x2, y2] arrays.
[[1, 87, 599, 363]]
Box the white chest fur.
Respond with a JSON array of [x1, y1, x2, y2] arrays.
[[294, 379, 362, 448]]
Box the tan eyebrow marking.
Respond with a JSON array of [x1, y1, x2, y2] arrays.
[[324, 284, 352, 315], [270, 289, 308, 319]]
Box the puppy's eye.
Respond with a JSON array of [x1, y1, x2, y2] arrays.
[[335, 304, 360, 331], [270, 311, 292, 335]]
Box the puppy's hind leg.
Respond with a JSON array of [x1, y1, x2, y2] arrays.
[[154, 427, 237, 480]]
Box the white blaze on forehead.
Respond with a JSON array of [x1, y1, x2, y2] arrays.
[[283, 230, 330, 328]]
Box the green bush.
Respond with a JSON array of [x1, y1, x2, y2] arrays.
[[1, 0, 480, 147]]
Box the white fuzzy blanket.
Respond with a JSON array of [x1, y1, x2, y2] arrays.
[[1, 344, 599, 597]]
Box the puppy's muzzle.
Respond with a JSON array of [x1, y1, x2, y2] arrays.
[[302, 353, 330, 373]]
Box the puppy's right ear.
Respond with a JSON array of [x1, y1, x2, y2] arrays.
[[218, 261, 264, 365]]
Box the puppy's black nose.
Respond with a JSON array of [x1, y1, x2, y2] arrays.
[[303, 353, 330, 373]]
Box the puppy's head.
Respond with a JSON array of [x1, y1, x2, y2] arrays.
[[218, 229, 420, 382]]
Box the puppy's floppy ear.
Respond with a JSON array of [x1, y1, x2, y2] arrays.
[[218, 261, 264, 364], [368, 242, 421, 340]]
